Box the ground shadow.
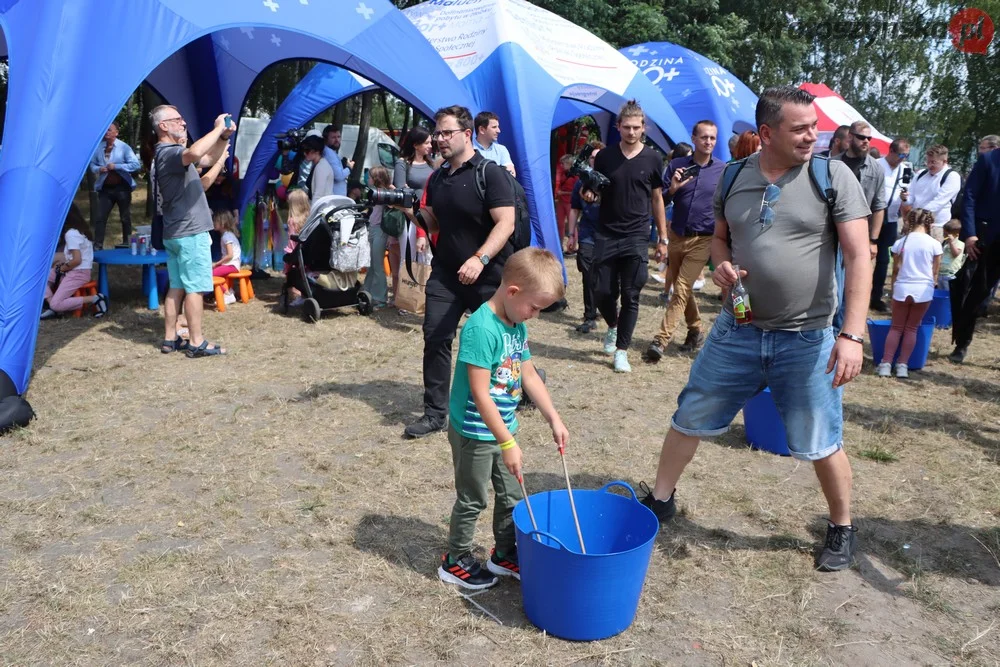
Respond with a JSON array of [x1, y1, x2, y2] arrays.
[[844, 401, 1000, 461], [525, 339, 613, 368], [915, 367, 1000, 404], [297, 380, 422, 426]]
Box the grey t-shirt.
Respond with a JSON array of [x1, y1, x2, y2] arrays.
[[154, 143, 213, 240], [713, 154, 871, 330], [393, 158, 435, 201]]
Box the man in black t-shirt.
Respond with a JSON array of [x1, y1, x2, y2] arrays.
[[583, 100, 667, 372], [403, 105, 516, 439]]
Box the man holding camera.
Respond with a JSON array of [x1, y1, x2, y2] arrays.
[[322, 124, 354, 197], [403, 105, 516, 439], [871, 137, 911, 311], [583, 100, 667, 373], [645, 120, 723, 362]]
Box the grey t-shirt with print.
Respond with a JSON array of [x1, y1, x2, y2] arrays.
[[713, 154, 871, 331], [154, 143, 213, 240]]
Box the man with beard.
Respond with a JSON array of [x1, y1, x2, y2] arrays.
[[322, 124, 354, 197]]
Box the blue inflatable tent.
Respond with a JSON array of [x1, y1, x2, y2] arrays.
[[402, 0, 689, 264], [0, 0, 481, 419]]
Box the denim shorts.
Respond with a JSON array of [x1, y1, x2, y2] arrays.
[[164, 232, 213, 294], [671, 309, 844, 461]]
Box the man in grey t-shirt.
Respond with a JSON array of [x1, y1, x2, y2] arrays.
[[639, 87, 871, 572], [152, 105, 235, 357]]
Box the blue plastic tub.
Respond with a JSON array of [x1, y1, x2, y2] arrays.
[[924, 289, 952, 328], [513, 481, 658, 641], [867, 317, 935, 370], [744, 387, 791, 456]]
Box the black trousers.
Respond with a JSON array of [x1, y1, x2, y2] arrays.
[[422, 264, 500, 422], [871, 218, 898, 304], [576, 241, 597, 322], [592, 234, 649, 351], [94, 182, 133, 247], [953, 237, 1000, 349]]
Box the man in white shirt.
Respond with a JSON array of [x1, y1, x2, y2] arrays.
[[871, 137, 911, 311], [322, 124, 354, 196], [473, 111, 516, 176], [301, 136, 334, 200], [901, 144, 962, 242]]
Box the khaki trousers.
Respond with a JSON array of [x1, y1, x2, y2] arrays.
[[654, 230, 712, 346]]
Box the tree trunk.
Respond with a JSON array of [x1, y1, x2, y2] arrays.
[[379, 90, 395, 140], [332, 101, 350, 130], [400, 104, 411, 142], [350, 91, 375, 183]]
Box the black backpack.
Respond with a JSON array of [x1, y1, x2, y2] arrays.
[[472, 158, 532, 250]]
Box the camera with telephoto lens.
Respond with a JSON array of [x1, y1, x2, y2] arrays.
[[367, 186, 418, 210], [276, 127, 308, 153], [570, 146, 611, 194]]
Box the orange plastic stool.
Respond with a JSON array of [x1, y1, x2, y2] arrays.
[[225, 269, 255, 304], [71, 280, 98, 318], [213, 276, 227, 312]]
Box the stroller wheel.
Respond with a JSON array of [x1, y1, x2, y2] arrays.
[[302, 298, 321, 323], [357, 290, 374, 316], [277, 289, 289, 315]]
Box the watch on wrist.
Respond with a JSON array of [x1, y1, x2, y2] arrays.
[[477, 252, 490, 266], [839, 332, 864, 344], [869, 238, 879, 244]]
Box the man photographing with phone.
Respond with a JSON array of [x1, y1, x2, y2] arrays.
[[645, 120, 724, 362], [582, 99, 667, 373]]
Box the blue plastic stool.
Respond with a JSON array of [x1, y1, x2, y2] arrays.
[[867, 317, 936, 370], [743, 387, 791, 456], [513, 482, 658, 641]]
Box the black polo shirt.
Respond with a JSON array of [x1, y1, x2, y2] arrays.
[[593, 144, 664, 238], [425, 151, 515, 277]]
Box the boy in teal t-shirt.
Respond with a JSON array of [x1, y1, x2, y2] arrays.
[[438, 248, 569, 591]]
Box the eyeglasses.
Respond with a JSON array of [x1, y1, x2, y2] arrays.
[[851, 132, 872, 142], [160, 117, 184, 124], [759, 183, 782, 230], [431, 128, 466, 141]]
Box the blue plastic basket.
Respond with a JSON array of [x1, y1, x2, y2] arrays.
[[744, 387, 791, 456], [867, 316, 936, 370], [924, 289, 952, 328], [513, 481, 659, 641]]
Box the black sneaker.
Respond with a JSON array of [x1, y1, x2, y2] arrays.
[[438, 552, 499, 590], [575, 319, 597, 334], [870, 299, 889, 313], [678, 330, 705, 353], [816, 522, 857, 572], [486, 547, 520, 580], [948, 346, 968, 364], [644, 341, 664, 362], [639, 481, 677, 523], [516, 368, 544, 412], [93, 293, 109, 318], [542, 298, 568, 313], [403, 415, 446, 439]]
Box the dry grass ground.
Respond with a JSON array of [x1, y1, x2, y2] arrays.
[[1, 187, 998, 665]]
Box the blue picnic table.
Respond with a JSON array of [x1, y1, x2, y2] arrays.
[[94, 248, 168, 310]]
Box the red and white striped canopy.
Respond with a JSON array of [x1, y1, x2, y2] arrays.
[[799, 83, 891, 155]]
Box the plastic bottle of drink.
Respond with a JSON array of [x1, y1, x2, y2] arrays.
[[731, 264, 752, 324], [130, 235, 137, 256]]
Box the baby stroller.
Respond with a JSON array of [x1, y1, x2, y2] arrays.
[[279, 195, 374, 322]]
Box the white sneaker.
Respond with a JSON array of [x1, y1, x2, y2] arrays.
[[650, 272, 666, 284], [693, 278, 706, 291], [613, 349, 632, 373], [896, 363, 909, 379], [603, 327, 618, 354], [875, 362, 892, 377], [223, 292, 237, 305]]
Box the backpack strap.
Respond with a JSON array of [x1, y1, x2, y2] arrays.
[[916, 169, 928, 181], [473, 157, 492, 202], [807, 154, 836, 208], [720, 157, 748, 209]]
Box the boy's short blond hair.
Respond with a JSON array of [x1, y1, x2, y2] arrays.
[[502, 247, 565, 300], [944, 219, 962, 235], [925, 144, 949, 160]]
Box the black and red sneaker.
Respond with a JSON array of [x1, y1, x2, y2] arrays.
[[486, 548, 520, 580], [438, 552, 499, 590]]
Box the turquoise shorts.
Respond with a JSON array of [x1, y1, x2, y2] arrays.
[[164, 232, 213, 294]]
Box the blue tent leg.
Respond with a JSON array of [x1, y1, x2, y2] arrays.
[[144, 265, 159, 310]]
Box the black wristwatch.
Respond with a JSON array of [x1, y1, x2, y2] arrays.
[[869, 238, 879, 244], [839, 332, 864, 344]]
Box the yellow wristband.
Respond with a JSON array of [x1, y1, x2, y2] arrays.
[[498, 439, 516, 451]]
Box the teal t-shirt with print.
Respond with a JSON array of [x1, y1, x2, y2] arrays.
[[449, 303, 532, 441]]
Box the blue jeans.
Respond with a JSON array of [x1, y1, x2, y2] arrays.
[[671, 310, 843, 461], [363, 223, 389, 306]]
